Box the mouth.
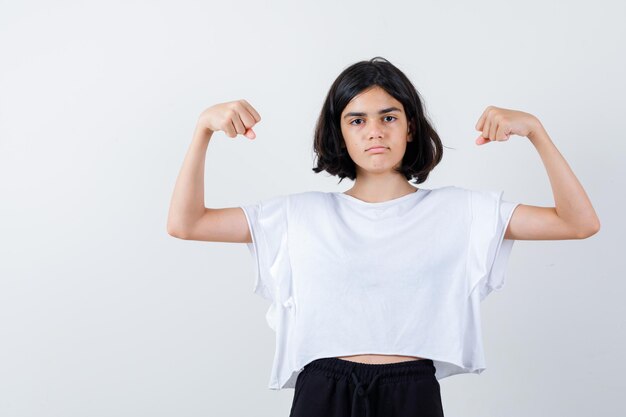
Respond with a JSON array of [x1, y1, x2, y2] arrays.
[[366, 146, 389, 152]]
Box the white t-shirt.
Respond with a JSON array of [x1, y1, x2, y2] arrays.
[[240, 185, 520, 390]]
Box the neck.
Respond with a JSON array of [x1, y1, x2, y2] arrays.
[[344, 175, 418, 203]]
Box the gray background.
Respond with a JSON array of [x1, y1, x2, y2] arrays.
[[1, 0, 623, 416]]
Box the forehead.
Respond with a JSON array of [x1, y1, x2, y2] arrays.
[[342, 86, 403, 113]]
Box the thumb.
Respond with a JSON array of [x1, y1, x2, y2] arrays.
[[244, 128, 256, 139]]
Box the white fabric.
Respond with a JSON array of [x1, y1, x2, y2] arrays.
[[240, 185, 520, 390]]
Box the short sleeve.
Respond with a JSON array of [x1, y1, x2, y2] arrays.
[[467, 189, 521, 301], [239, 194, 290, 303]]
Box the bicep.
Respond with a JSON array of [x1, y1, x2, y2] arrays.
[[173, 207, 252, 243], [504, 204, 580, 240]]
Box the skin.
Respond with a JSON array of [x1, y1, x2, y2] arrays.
[[336, 86, 425, 364], [334, 87, 601, 365], [339, 85, 420, 204], [169, 91, 600, 365], [474, 106, 600, 241]]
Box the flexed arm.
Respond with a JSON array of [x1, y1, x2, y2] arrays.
[[474, 106, 600, 240], [166, 99, 261, 241]]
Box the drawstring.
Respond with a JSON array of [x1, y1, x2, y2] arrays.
[[350, 371, 382, 417]]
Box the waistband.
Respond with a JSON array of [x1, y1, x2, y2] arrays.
[[303, 356, 436, 385], [303, 357, 436, 417]]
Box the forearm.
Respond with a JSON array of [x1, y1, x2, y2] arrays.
[[167, 123, 213, 235], [527, 121, 600, 234]]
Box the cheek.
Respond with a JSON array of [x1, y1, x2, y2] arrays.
[[340, 125, 352, 139], [394, 140, 409, 156], [341, 129, 356, 146], [339, 127, 348, 143]]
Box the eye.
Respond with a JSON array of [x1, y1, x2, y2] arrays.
[[349, 116, 397, 126]]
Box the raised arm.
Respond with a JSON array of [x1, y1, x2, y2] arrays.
[[474, 106, 601, 240], [166, 100, 261, 242]]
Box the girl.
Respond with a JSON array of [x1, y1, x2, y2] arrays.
[[167, 57, 600, 417]]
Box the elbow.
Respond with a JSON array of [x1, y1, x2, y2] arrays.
[[167, 214, 193, 239], [576, 218, 601, 239], [167, 224, 188, 239]]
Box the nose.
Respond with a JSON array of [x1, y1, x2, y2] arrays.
[[368, 119, 384, 139]]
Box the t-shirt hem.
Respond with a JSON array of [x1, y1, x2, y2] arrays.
[[267, 351, 487, 390]]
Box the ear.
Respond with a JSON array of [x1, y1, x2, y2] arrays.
[[407, 120, 415, 142]]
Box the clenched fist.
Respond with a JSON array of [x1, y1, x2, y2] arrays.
[[198, 99, 262, 139], [474, 106, 541, 145]]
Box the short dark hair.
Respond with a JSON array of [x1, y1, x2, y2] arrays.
[[312, 57, 443, 184]]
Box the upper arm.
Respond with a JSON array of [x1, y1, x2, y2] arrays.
[[504, 204, 598, 240], [169, 207, 252, 243]]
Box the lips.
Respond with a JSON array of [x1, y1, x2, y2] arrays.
[[366, 146, 388, 151]]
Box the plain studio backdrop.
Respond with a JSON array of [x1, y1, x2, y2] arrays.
[[0, 0, 624, 416]]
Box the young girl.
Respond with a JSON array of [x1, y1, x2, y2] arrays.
[[167, 57, 600, 417]]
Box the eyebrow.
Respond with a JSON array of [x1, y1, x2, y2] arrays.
[[343, 107, 403, 119]]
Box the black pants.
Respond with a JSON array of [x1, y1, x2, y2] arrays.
[[289, 357, 444, 417]]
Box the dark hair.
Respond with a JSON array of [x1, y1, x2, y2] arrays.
[[312, 57, 443, 184]]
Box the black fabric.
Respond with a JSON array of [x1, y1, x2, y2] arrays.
[[289, 357, 445, 417]]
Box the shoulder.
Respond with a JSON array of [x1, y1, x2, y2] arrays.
[[291, 190, 328, 199], [254, 191, 329, 217], [427, 185, 470, 201], [427, 186, 508, 216], [288, 190, 330, 205], [435, 185, 466, 195], [246, 191, 329, 214], [442, 185, 503, 203]]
